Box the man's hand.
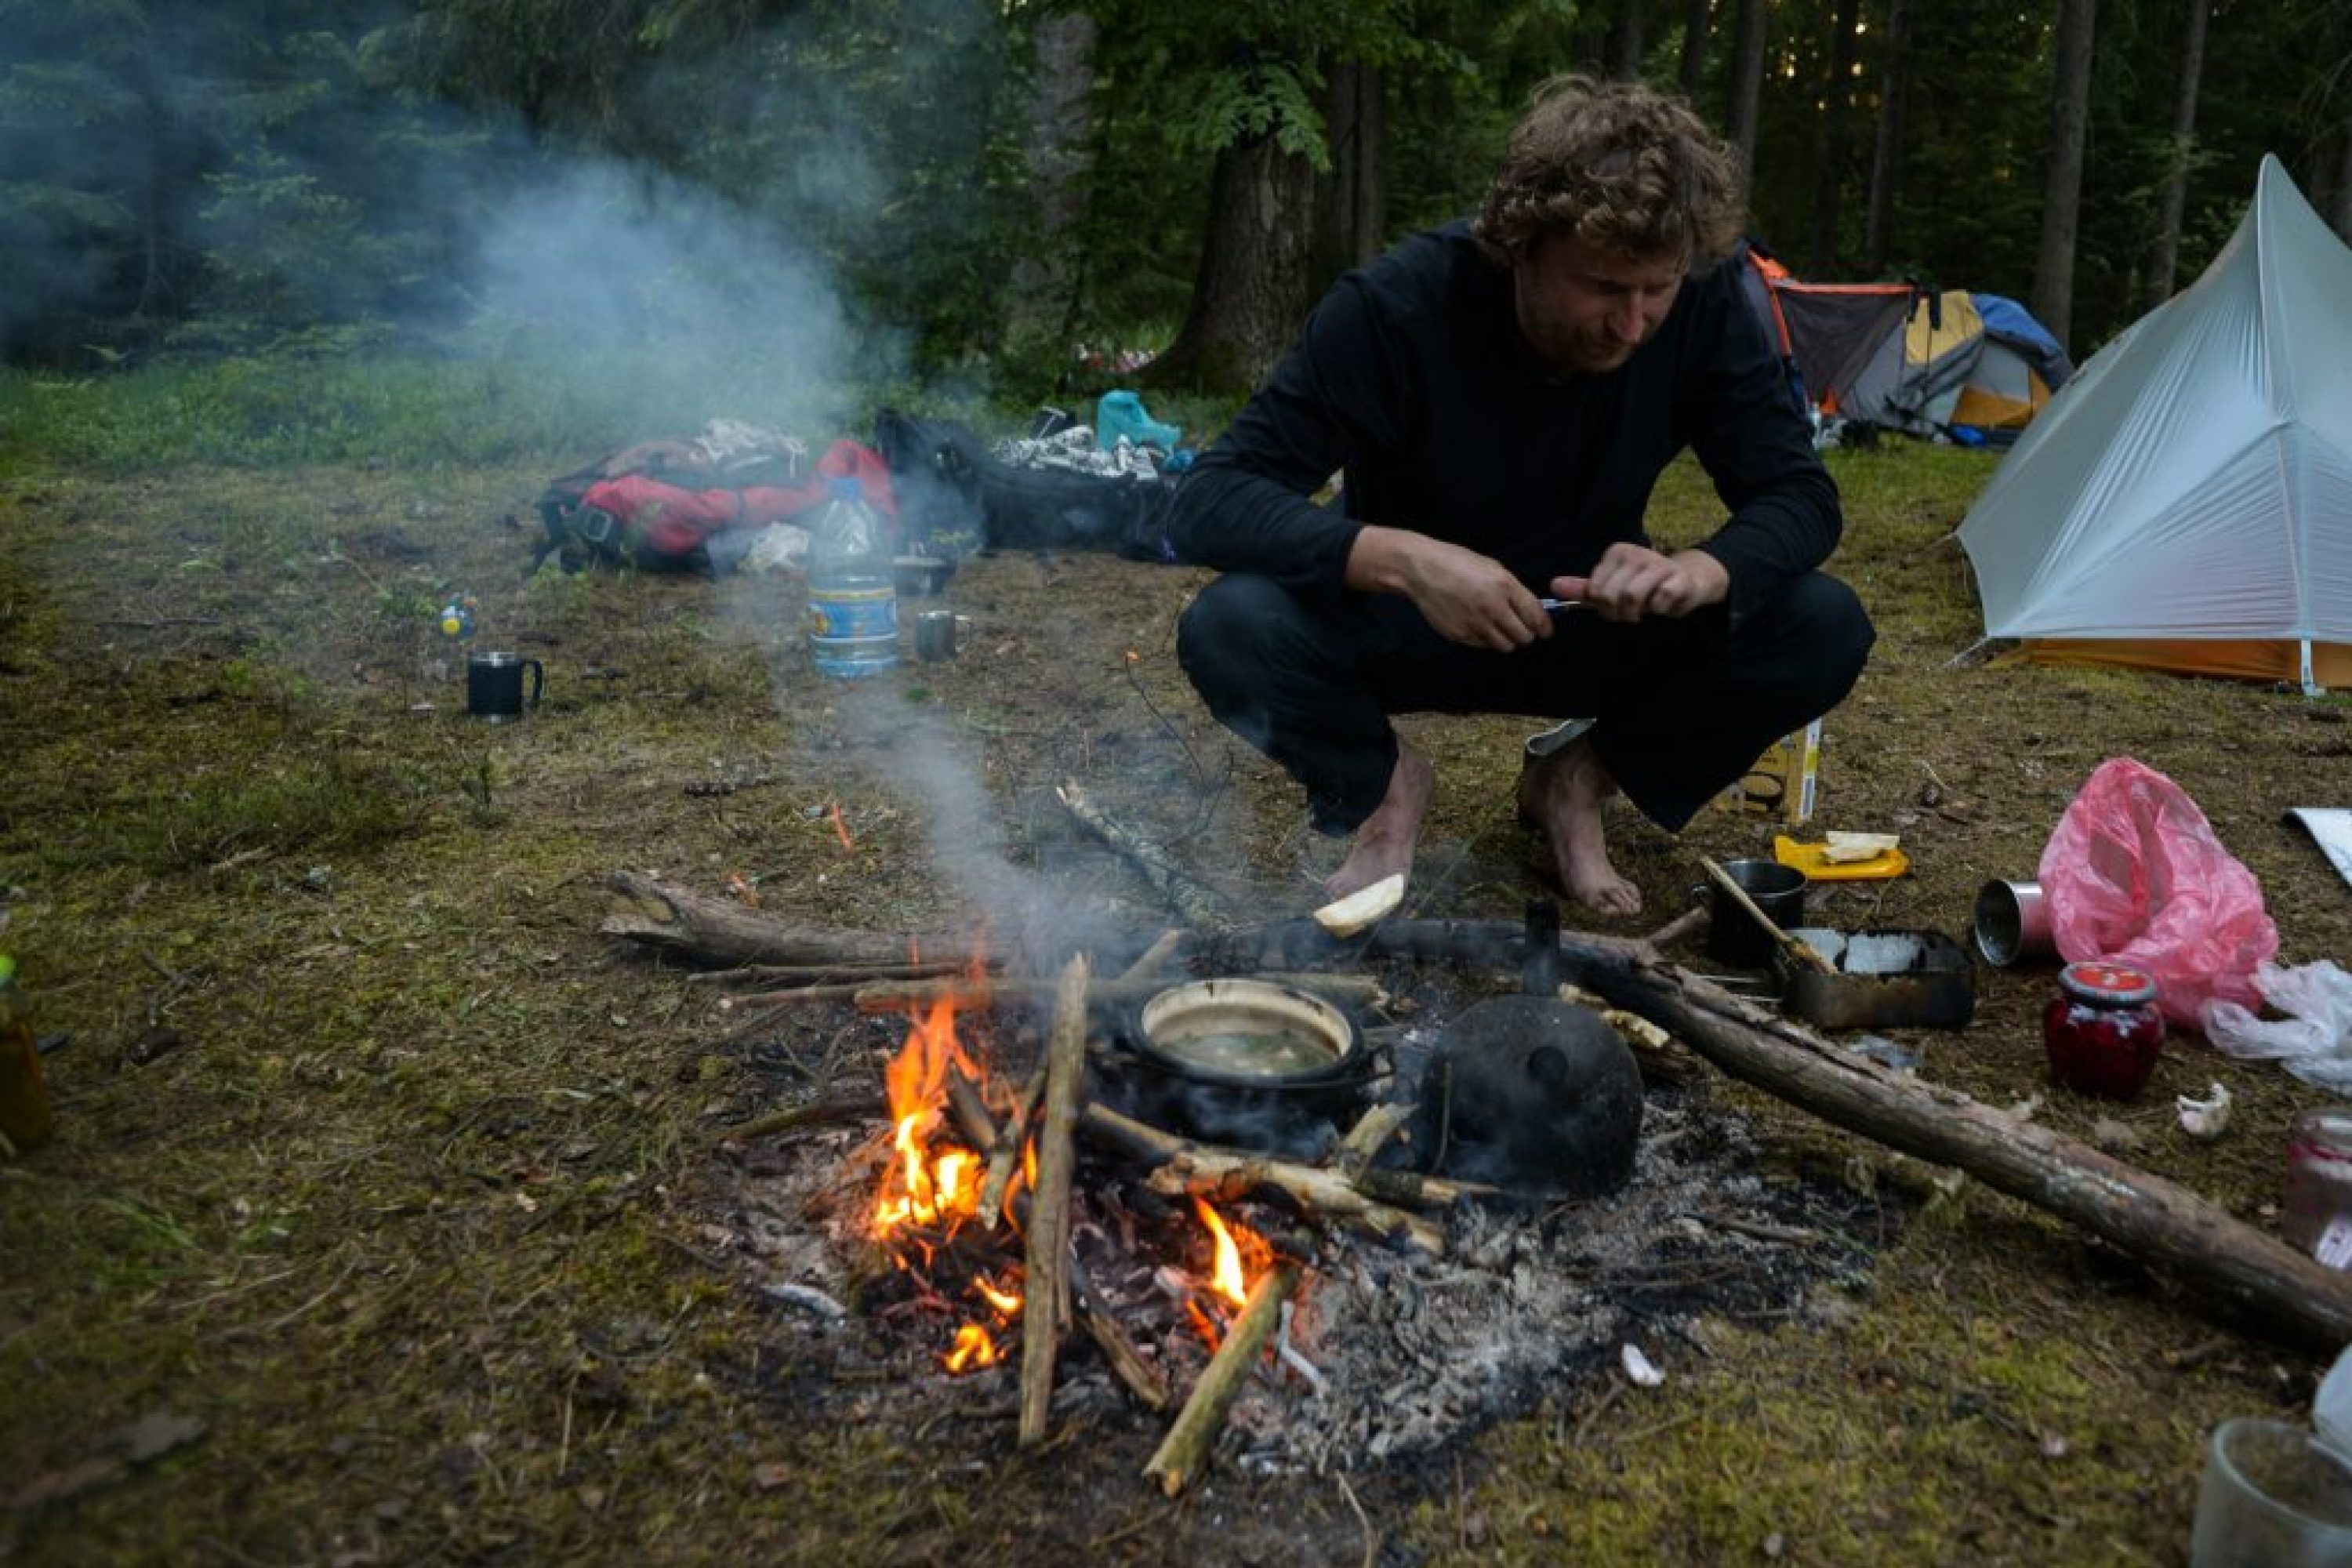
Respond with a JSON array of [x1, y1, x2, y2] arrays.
[[1551, 543, 1729, 622], [1346, 526, 1552, 651]]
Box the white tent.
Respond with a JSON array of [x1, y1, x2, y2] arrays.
[[1958, 154, 2352, 692]]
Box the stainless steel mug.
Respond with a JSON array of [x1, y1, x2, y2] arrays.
[[467, 652, 543, 722]]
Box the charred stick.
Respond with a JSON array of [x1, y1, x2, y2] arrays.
[[1143, 1258, 1303, 1497], [979, 1062, 1047, 1232], [1070, 1251, 1171, 1412], [945, 1063, 997, 1152], [1116, 928, 1189, 984], [1018, 953, 1093, 1447], [1077, 1103, 1450, 1255]]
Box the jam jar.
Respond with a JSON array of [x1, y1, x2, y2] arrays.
[[2042, 960, 2165, 1100], [2283, 1109, 2352, 1265]]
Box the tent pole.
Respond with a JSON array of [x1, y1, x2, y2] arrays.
[[2302, 639, 2324, 698]]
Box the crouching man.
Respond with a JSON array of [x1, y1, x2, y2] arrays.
[[1167, 74, 1873, 917]]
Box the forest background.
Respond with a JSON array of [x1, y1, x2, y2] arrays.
[[5, 0, 2351, 456]]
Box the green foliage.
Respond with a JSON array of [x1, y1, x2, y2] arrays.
[[1167, 63, 1330, 167]]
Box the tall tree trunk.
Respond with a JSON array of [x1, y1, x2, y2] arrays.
[[1807, 0, 1864, 274], [2031, 0, 2097, 352], [1863, 0, 1915, 275], [1679, 0, 1711, 101], [1724, 0, 1766, 192], [1005, 12, 1098, 345], [2144, 0, 2208, 307], [1316, 59, 1385, 285], [1148, 131, 1319, 396], [1608, 0, 1649, 80]]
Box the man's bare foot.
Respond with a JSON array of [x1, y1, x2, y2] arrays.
[[1325, 744, 1434, 901], [1515, 735, 1642, 917]]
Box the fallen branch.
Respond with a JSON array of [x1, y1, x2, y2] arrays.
[[1143, 1258, 1303, 1496], [1071, 1253, 1171, 1412], [1555, 929, 2352, 1350], [1019, 953, 1092, 1447], [978, 1064, 1046, 1231], [602, 869, 981, 970], [684, 960, 974, 988], [710, 1094, 884, 1144], [1055, 782, 1229, 930]]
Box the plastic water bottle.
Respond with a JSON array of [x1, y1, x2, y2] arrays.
[[806, 477, 898, 679]]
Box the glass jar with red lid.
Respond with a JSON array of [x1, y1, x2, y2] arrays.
[[2042, 960, 2165, 1100]]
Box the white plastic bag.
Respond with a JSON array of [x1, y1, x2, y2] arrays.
[[2201, 960, 2352, 1091]]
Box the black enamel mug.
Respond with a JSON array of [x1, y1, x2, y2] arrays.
[[466, 652, 543, 722]]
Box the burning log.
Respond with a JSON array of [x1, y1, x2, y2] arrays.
[[1019, 953, 1093, 1447], [601, 869, 985, 970], [978, 1063, 1045, 1231], [1078, 1104, 1453, 1256], [1054, 781, 1229, 930], [684, 960, 971, 988], [1142, 1257, 1304, 1497]]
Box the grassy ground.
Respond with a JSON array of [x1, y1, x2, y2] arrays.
[[3, 434, 2349, 1566]]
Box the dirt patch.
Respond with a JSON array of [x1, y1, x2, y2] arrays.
[[4, 448, 2350, 1565]]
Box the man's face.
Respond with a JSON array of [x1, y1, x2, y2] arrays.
[[1512, 235, 1688, 377]]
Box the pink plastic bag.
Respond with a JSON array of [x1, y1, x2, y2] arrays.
[[2037, 757, 2278, 1029]]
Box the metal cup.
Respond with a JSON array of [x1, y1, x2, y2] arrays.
[[1973, 879, 2056, 966], [466, 651, 543, 722], [1705, 858, 1806, 967], [914, 611, 958, 663]]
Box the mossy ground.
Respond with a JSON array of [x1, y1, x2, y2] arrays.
[[3, 444, 2347, 1565]]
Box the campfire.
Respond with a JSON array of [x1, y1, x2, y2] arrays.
[[865, 987, 1287, 1394]]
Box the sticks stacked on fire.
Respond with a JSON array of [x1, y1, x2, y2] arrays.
[[887, 949, 1472, 1494]]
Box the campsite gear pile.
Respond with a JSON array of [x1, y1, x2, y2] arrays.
[[532, 393, 1189, 579], [1958, 156, 2352, 692]]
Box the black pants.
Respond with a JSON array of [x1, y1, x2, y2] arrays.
[[1175, 572, 1875, 836]]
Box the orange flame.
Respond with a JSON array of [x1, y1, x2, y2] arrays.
[[1196, 1198, 1250, 1309], [945, 1324, 998, 1373], [870, 991, 1028, 1375], [873, 996, 982, 1236]]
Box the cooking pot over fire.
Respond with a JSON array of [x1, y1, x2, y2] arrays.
[[1117, 978, 1379, 1151]]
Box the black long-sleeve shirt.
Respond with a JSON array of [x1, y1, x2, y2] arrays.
[[1167, 223, 1842, 624]]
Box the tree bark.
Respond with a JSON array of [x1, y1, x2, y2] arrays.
[[2031, 0, 2098, 353], [1863, 0, 1915, 275], [1724, 0, 1767, 194], [1147, 127, 1319, 396], [2145, 0, 2209, 308], [1608, 0, 1649, 80], [1005, 10, 1098, 345], [1315, 59, 1386, 292], [1679, 0, 1712, 102], [1808, 0, 1865, 275]]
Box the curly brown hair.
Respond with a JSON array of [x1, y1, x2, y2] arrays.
[[1472, 75, 1744, 267]]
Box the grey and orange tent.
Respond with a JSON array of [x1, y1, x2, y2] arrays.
[[1958, 156, 2352, 693]]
